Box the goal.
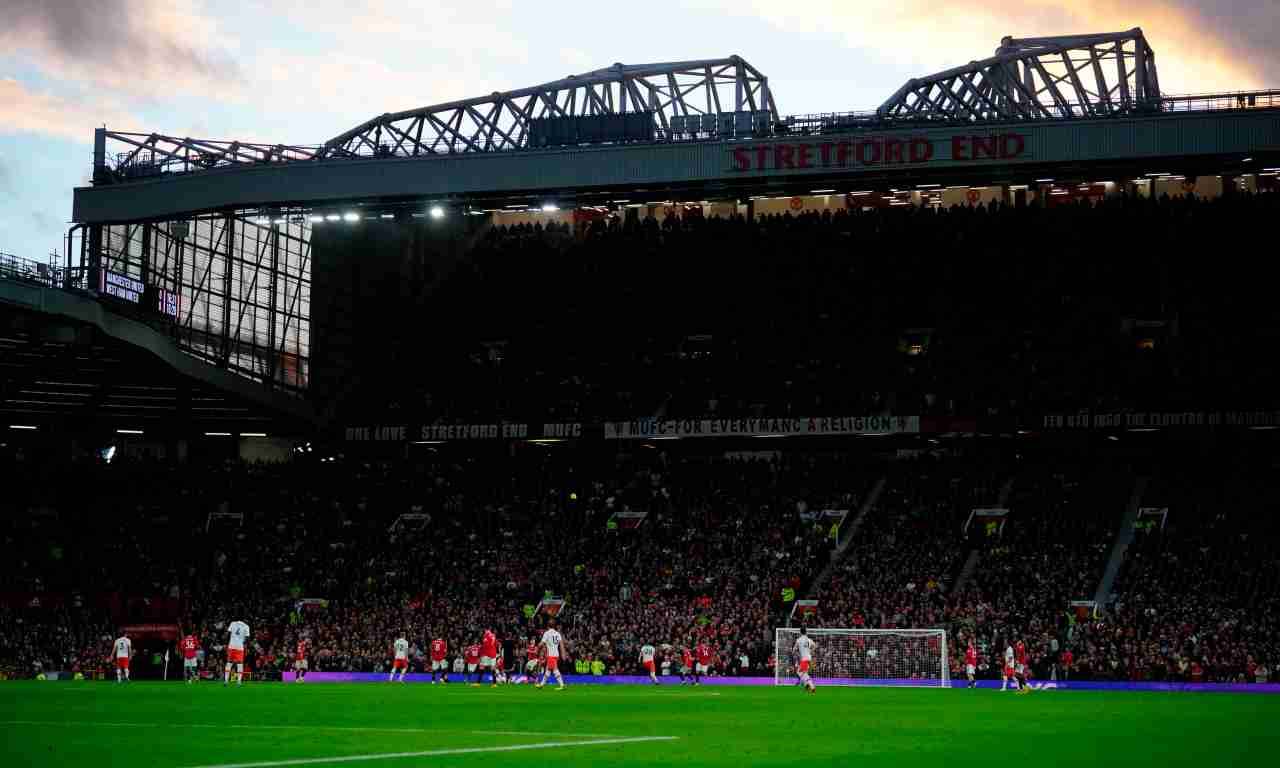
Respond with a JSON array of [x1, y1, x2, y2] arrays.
[[773, 628, 949, 687]]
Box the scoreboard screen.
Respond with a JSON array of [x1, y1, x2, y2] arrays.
[[101, 269, 143, 303]]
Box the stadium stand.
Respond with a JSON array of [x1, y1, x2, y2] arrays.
[[333, 192, 1280, 428], [2, 440, 1276, 684]]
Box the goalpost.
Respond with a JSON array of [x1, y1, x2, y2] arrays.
[[774, 628, 949, 687]]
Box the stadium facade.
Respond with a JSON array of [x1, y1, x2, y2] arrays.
[[5, 29, 1279, 440]]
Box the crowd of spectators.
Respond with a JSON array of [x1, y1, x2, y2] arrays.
[[337, 190, 1280, 429], [1095, 455, 1280, 683], [0, 448, 873, 680], [3, 440, 1277, 684]]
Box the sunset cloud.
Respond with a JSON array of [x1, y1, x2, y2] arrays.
[[0, 0, 244, 100], [707, 0, 1278, 95], [0, 78, 137, 143]]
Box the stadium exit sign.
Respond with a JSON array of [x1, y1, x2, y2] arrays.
[[728, 132, 1027, 172]]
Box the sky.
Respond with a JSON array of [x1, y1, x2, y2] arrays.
[[1, 0, 1277, 262]]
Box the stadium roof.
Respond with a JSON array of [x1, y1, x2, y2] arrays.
[[92, 30, 1173, 173]]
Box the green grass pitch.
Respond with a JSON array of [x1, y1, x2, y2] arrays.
[[1, 681, 1273, 767]]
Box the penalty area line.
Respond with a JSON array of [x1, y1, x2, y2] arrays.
[[182, 736, 680, 768]]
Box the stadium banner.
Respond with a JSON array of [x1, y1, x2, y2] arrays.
[[964, 507, 1009, 536], [798, 507, 847, 523], [344, 423, 529, 441], [538, 422, 583, 439], [789, 599, 820, 621], [121, 623, 181, 641], [276, 672, 1280, 694], [1069, 600, 1098, 620], [536, 597, 566, 617], [608, 509, 648, 530], [1039, 410, 1280, 430], [1137, 507, 1168, 531], [604, 415, 918, 440]]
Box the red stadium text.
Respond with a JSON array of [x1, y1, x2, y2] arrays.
[[729, 133, 1026, 172]]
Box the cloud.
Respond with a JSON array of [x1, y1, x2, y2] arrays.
[[0, 78, 137, 143], [0, 0, 244, 100], [700, 0, 1278, 96]]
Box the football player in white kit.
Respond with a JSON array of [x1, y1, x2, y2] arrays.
[[113, 632, 133, 684], [794, 626, 817, 694], [639, 643, 659, 685], [535, 619, 567, 690], [389, 637, 410, 683], [1002, 641, 1017, 691], [224, 620, 250, 686]]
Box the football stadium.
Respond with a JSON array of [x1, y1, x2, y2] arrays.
[[3, 26, 1280, 767]]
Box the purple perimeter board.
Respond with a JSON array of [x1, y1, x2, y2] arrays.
[[280, 672, 1280, 693]]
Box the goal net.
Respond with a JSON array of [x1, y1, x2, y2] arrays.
[[774, 628, 949, 687]]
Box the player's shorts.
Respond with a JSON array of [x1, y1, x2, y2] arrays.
[[466, 663, 477, 672], [798, 659, 811, 674], [393, 658, 408, 670], [526, 660, 540, 672], [1015, 663, 1026, 675], [545, 656, 559, 672], [228, 648, 245, 664], [480, 655, 495, 668], [643, 660, 655, 673], [695, 663, 709, 674], [1004, 665, 1015, 678], [185, 657, 199, 669], [431, 659, 448, 670], [294, 659, 308, 670], [965, 664, 975, 676], [116, 657, 130, 670]]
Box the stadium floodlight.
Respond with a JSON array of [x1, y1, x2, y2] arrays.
[[8, 424, 37, 430], [380, 213, 395, 220], [309, 215, 324, 223], [1243, 157, 1253, 162], [116, 428, 144, 435], [325, 213, 340, 221], [429, 206, 445, 219], [541, 203, 560, 212], [241, 432, 268, 438], [611, 199, 631, 203], [914, 184, 940, 189], [342, 212, 360, 222], [774, 628, 949, 688], [1035, 178, 1054, 183], [810, 189, 836, 193], [204, 432, 232, 436]]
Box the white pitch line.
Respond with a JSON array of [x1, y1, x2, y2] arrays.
[[0, 721, 619, 738], [183, 736, 679, 768], [474, 730, 620, 738]]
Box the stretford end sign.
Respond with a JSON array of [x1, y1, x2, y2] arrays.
[[729, 132, 1027, 172]]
